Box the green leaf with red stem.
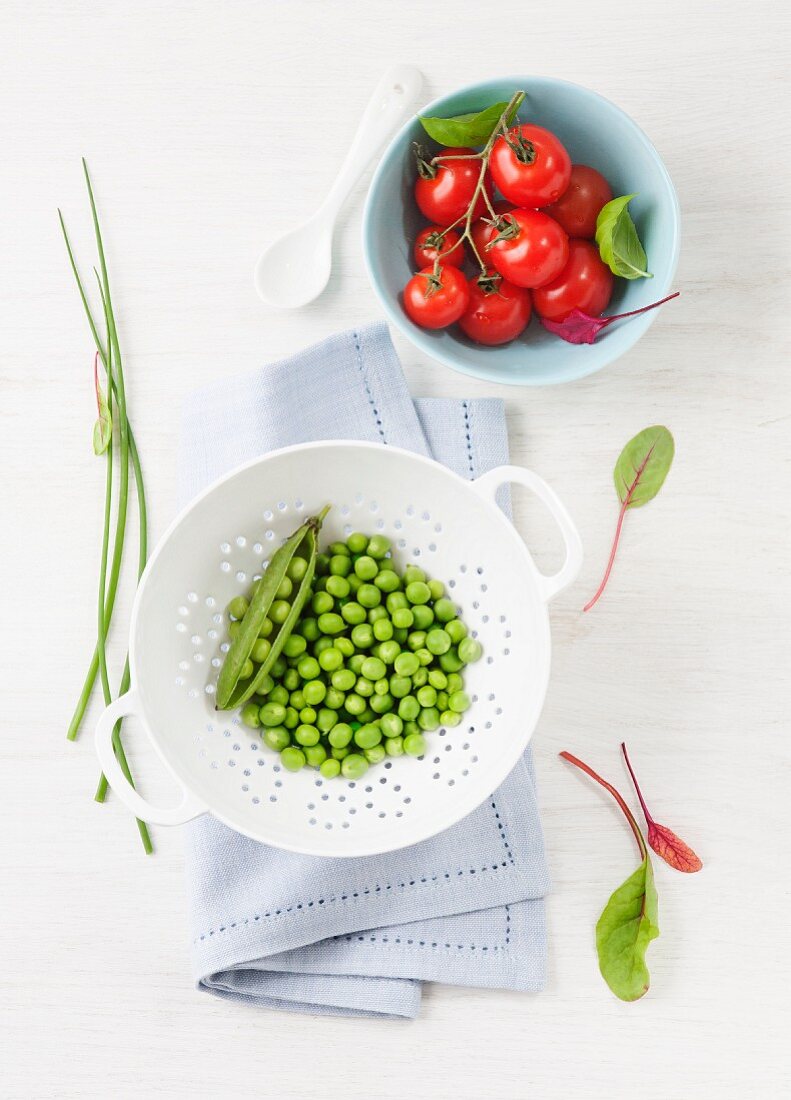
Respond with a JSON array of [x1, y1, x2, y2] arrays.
[[621, 743, 703, 873], [560, 750, 659, 1002], [584, 425, 674, 611]]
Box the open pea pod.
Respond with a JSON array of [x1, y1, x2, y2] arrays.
[[215, 506, 330, 709]]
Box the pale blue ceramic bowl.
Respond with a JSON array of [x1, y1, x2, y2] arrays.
[[363, 77, 680, 386]]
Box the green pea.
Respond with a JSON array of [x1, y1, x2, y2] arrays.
[[374, 570, 400, 593], [281, 746, 306, 772], [312, 591, 334, 616], [389, 675, 412, 698], [378, 639, 401, 665], [241, 703, 261, 728], [341, 753, 369, 779], [228, 620, 242, 640], [417, 685, 437, 708], [325, 687, 346, 710], [329, 541, 350, 557], [379, 713, 402, 738], [403, 732, 427, 757], [335, 636, 354, 658], [268, 684, 288, 705], [290, 689, 305, 710], [394, 651, 419, 677], [258, 704, 286, 730], [372, 617, 393, 641], [403, 720, 420, 738], [313, 635, 333, 656], [369, 692, 394, 714], [386, 592, 409, 614], [344, 692, 366, 716], [275, 575, 293, 601], [355, 676, 374, 698], [246, 638, 269, 669], [287, 555, 309, 582], [449, 690, 471, 713], [440, 710, 462, 727], [262, 726, 290, 751], [283, 668, 300, 692], [354, 555, 378, 581], [416, 647, 433, 667], [412, 666, 428, 687], [304, 743, 328, 768], [404, 564, 426, 585], [318, 612, 345, 635], [398, 696, 420, 721], [255, 673, 274, 696], [439, 649, 464, 673], [367, 534, 391, 559], [351, 623, 374, 649], [427, 578, 444, 600], [318, 646, 343, 672], [365, 744, 386, 765], [328, 723, 353, 748], [270, 599, 291, 625], [361, 656, 386, 681], [299, 706, 317, 724], [281, 633, 306, 659], [270, 656, 287, 679], [418, 706, 440, 731], [428, 668, 448, 690], [391, 607, 414, 630], [384, 736, 404, 757], [412, 604, 434, 630], [297, 655, 320, 680], [405, 580, 431, 605], [407, 630, 427, 652], [458, 637, 483, 664], [348, 654, 366, 674], [295, 724, 320, 747], [303, 679, 326, 706], [329, 554, 351, 577], [316, 708, 337, 732], [300, 617, 320, 642], [425, 628, 451, 655], [346, 532, 369, 554], [354, 723, 382, 749], [258, 616, 274, 638], [327, 575, 351, 600], [437, 690, 449, 711], [331, 668, 356, 692], [347, 573, 362, 593], [446, 672, 464, 693], [341, 601, 366, 625], [331, 746, 350, 760], [446, 618, 468, 644], [359, 705, 375, 723], [240, 658, 254, 681], [393, 627, 409, 644], [283, 706, 299, 729], [378, 557, 396, 572], [227, 595, 249, 620], [320, 757, 341, 778], [367, 604, 388, 623], [432, 597, 455, 623], [315, 552, 330, 576], [357, 583, 381, 609]]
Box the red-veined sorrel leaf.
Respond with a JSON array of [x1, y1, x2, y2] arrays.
[[622, 743, 703, 873], [560, 751, 659, 1002], [92, 351, 112, 455], [583, 425, 674, 611], [539, 291, 679, 345]]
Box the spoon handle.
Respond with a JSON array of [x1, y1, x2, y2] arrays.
[[320, 64, 423, 219]]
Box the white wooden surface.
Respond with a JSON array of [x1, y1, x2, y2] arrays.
[[2, 1, 789, 1096]]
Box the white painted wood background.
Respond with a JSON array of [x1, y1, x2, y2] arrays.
[[2, 1, 789, 1096]]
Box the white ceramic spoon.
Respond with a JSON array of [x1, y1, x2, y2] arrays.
[[254, 64, 423, 308]]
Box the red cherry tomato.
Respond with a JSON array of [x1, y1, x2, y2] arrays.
[[543, 165, 613, 239], [403, 265, 470, 330], [532, 239, 614, 322], [469, 200, 514, 262], [458, 274, 532, 346], [490, 125, 572, 208], [414, 225, 464, 268], [488, 209, 569, 289], [414, 147, 493, 225]]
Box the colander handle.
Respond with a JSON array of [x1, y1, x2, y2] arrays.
[[95, 690, 207, 826], [471, 465, 583, 602]]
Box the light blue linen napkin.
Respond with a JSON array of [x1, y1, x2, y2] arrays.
[[178, 322, 550, 1018]]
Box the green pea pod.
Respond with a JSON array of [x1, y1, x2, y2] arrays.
[[215, 506, 330, 709]]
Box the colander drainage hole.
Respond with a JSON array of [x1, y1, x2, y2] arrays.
[[325, 822, 333, 830], [349, 807, 357, 815], [220, 561, 231, 573], [242, 784, 249, 792], [269, 795, 277, 803], [342, 821, 350, 829], [309, 818, 317, 826], [365, 802, 373, 809], [252, 796, 260, 805], [220, 542, 231, 554], [433, 772, 440, 780]]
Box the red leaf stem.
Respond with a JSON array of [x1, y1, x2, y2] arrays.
[[621, 743, 703, 873], [560, 751, 646, 858]]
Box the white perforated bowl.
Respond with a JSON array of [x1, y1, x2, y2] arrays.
[[95, 441, 581, 857]]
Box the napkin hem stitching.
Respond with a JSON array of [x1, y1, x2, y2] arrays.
[[353, 330, 386, 443]]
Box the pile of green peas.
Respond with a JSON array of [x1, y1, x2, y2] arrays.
[[226, 531, 482, 780]]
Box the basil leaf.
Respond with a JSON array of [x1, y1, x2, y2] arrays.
[[92, 381, 112, 455], [613, 425, 674, 508], [596, 194, 652, 280], [596, 855, 659, 1002], [419, 100, 515, 147]]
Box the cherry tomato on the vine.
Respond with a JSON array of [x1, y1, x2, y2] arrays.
[[403, 265, 470, 330], [488, 209, 569, 289], [543, 164, 613, 239], [414, 147, 493, 225], [468, 200, 514, 263], [414, 225, 464, 268], [532, 239, 614, 322], [458, 273, 532, 346], [490, 125, 571, 208]]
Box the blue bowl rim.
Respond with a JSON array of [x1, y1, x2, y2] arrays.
[[362, 75, 681, 387]]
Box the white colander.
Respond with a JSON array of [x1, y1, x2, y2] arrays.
[[95, 441, 582, 857]]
